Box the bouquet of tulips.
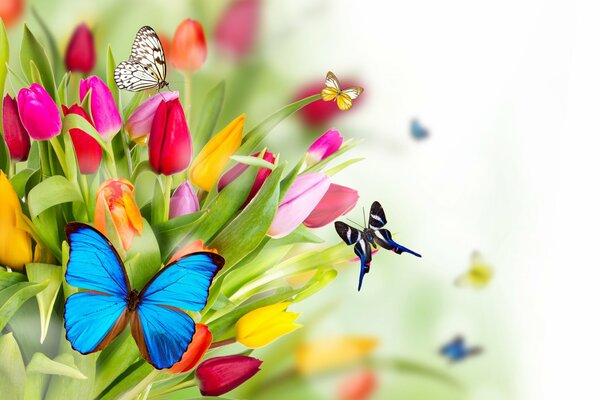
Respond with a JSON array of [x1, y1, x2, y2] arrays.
[[0, 15, 366, 400]]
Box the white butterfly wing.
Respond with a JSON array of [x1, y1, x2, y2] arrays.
[[341, 87, 364, 100], [114, 61, 161, 91], [324, 71, 341, 91]]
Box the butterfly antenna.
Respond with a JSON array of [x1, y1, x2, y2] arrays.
[[362, 207, 367, 228], [345, 218, 363, 229]]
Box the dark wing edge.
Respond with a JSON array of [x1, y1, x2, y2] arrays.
[[373, 229, 421, 257], [353, 239, 372, 291], [335, 221, 362, 245]]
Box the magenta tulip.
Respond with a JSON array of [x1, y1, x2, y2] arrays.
[[306, 129, 343, 166], [62, 104, 102, 174], [79, 76, 121, 140], [215, 0, 260, 59], [217, 150, 275, 207], [304, 184, 359, 228], [195, 355, 262, 396], [125, 91, 179, 144], [17, 84, 61, 140], [268, 173, 330, 238], [169, 180, 199, 219], [65, 23, 95, 74], [148, 98, 192, 175], [2, 95, 30, 160]]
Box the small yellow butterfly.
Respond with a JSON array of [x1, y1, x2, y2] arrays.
[[321, 71, 363, 111], [455, 251, 493, 289]]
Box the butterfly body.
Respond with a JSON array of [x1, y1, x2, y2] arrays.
[[410, 119, 429, 140], [335, 201, 421, 291], [321, 71, 363, 111], [440, 336, 482, 362], [63, 223, 224, 369]]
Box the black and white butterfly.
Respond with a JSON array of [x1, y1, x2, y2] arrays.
[[114, 26, 168, 92], [335, 201, 421, 291]]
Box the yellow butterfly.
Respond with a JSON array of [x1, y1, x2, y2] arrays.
[[455, 251, 493, 289], [321, 71, 363, 111]]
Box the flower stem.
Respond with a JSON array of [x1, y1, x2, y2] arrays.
[[48, 136, 68, 177], [163, 174, 172, 222], [117, 369, 161, 400], [209, 338, 236, 349], [183, 71, 192, 118]]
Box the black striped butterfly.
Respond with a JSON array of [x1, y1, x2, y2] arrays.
[[335, 201, 421, 291], [114, 26, 168, 92], [439, 335, 482, 362]]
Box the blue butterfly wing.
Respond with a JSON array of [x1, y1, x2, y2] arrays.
[[353, 240, 372, 291], [65, 223, 130, 297], [64, 292, 128, 354], [411, 119, 428, 140], [373, 228, 422, 258]]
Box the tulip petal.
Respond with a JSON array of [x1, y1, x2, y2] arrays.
[[306, 128, 343, 165], [65, 23, 96, 74], [0, 172, 32, 270], [17, 84, 61, 140], [304, 184, 358, 228], [215, 0, 260, 59], [196, 355, 262, 396], [2, 94, 30, 161], [172, 19, 207, 72], [169, 324, 212, 373], [169, 180, 199, 219], [79, 76, 121, 140], [125, 91, 179, 143], [296, 336, 379, 375]]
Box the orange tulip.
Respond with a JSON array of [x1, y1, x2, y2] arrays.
[[0, 0, 23, 28], [169, 240, 218, 263], [94, 179, 143, 251], [169, 323, 212, 373], [171, 19, 207, 72]]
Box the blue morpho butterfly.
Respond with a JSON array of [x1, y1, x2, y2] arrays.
[[63, 223, 224, 369], [334, 201, 421, 291], [410, 118, 429, 140], [440, 335, 482, 362]]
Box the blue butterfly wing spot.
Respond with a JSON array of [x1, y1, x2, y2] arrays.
[[133, 303, 195, 369], [374, 229, 421, 258], [410, 119, 429, 140], [65, 223, 129, 297], [353, 240, 372, 291], [64, 292, 127, 354]]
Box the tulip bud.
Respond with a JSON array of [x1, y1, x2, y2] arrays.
[[2, 94, 30, 160], [94, 178, 143, 251], [268, 173, 330, 238], [62, 104, 102, 174], [189, 114, 244, 191], [169, 324, 212, 373], [79, 76, 121, 140], [172, 19, 207, 72], [0, 171, 32, 270], [306, 129, 343, 165], [17, 83, 62, 140], [195, 355, 262, 396], [236, 302, 302, 348], [65, 23, 96, 74], [215, 0, 260, 59], [338, 370, 377, 400], [169, 180, 199, 219], [217, 150, 275, 207], [0, 0, 23, 28], [296, 336, 378, 375], [125, 91, 179, 144], [303, 184, 358, 228], [148, 98, 192, 175]]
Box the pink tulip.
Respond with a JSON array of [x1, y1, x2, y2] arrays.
[[17, 84, 62, 140], [79, 76, 121, 140], [268, 173, 330, 238], [304, 184, 358, 228], [295, 79, 363, 127], [195, 355, 262, 396], [215, 0, 260, 59], [125, 91, 179, 144], [306, 129, 343, 165], [217, 150, 275, 208], [2, 95, 30, 160], [169, 180, 199, 219]]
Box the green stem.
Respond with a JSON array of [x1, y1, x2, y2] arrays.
[[118, 369, 161, 400], [48, 136, 68, 177], [8, 160, 15, 178], [103, 142, 118, 178], [209, 338, 236, 349], [149, 379, 197, 399], [163, 174, 172, 222], [78, 173, 92, 222], [183, 72, 192, 118], [38, 140, 51, 179]]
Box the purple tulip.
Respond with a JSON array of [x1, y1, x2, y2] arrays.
[[2, 94, 30, 160], [125, 91, 179, 144], [79, 76, 121, 140], [268, 173, 331, 238], [195, 355, 262, 396], [306, 128, 343, 166], [169, 180, 200, 219], [17, 84, 62, 140]]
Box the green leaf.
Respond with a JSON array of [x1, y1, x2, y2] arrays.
[[238, 94, 321, 154], [27, 175, 82, 218], [94, 335, 140, 398], [27, 353, 87, 379], [150, 176, 165, 226], [153, 210, 205, 261], [0, 333, 26, 400], [125, 218, 161, 290], [193, 80, 225, 153], [122, 91, 147, 120], [230, 154, 275, 170], [304, 138, 362, 174], [0, 281, 47, 332], [29, 59, 42, 84], [279, 155, 305, 201], [57, 72, 70, 106], [0, 19, 9, 123], [105, 45, 120, 111], [293, 267, 337, 302], [10, 168, 38, 198], [61, 113, 111, 153], [270, 224, 324, 246], [98, 362, 156, 400], [26, 263, 62, 343], [325, 157, 366, 176], [31, 7, 61, 76], [0, 132, 9, 174], [27, 141, 40, 169], [45, 345, 97, 400], [20, 24, 56, 100], [0, 269, 26, 290]]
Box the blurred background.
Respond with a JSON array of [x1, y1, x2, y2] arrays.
[[3, 0, 598, 398]]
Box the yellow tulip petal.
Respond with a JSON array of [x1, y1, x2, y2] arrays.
[[239, 322, 302, 348], [296, 336, 379, 375], [236, 302, 292, 337], [0, 172, 32, 270]]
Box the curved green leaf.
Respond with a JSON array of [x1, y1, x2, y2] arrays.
[[27, 175, 82, 218], [230, 154, 275, 170], [20, 24, 56, 99], [0, 281, 48, 332], [27, 353, 87, 379], [194, 80, 225, 153], [0, 333, 26, 400], [10, 168, 38, 198], [0, 269, 26, 290], [26, 263, 62, 343]]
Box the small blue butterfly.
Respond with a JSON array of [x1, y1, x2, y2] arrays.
[[410, 118, 429, 140], [63, 223, 224, 369], [439, 336, 482, 362]]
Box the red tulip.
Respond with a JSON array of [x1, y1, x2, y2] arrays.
[[2, 95, 30, 161], [172, 19, 207, 72], [169, 324, 212, 373], [337, 370, 377, 400], [304, 184, 358, 228], [0, 0, 23, 28], [61, 104, 102, 174], [295, 80, 363, 127], [65, 23, 96, 74], [148, 98, 192, 175], [215, 0, 260, 59], [217, 150, 275, 207], [195, 355, 262, 396]]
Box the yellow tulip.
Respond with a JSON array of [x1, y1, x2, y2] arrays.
[[235, 302, 302, 348], [0, 171, 32, 270], [296, 336, 379, 375], [189, 114, 244, 191]]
